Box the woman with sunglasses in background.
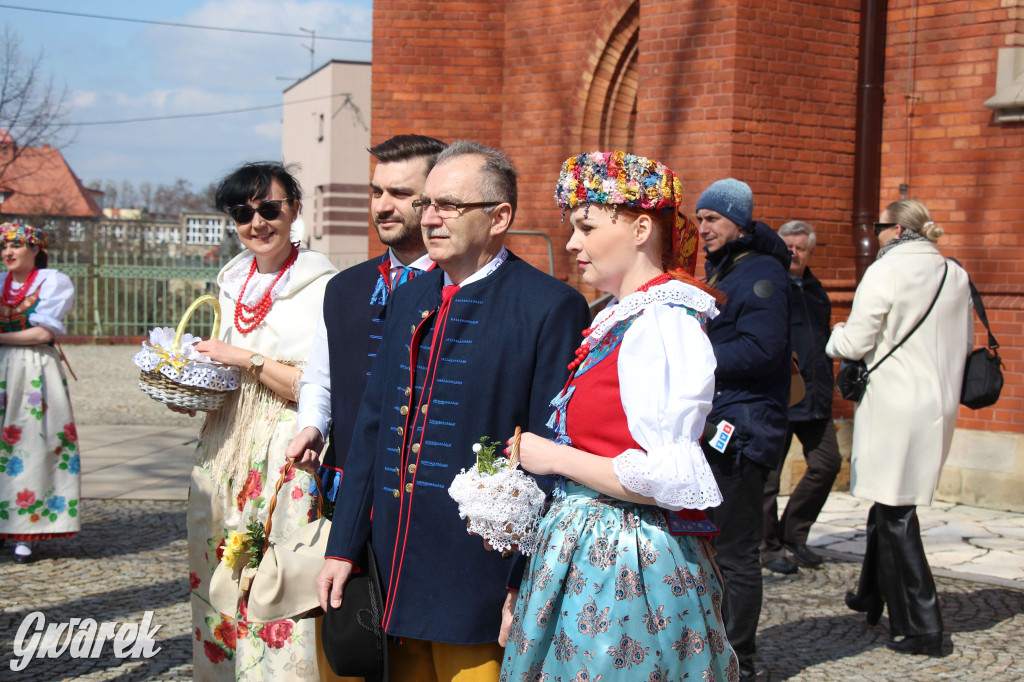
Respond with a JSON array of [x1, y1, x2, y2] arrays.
[[185, 162, 337, 680], [827, 199, 972, 656], [0, 222, 78, 564]]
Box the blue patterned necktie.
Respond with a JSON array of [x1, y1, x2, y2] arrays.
[[370, 264, 423, 305], [392, 265, 417, 290]]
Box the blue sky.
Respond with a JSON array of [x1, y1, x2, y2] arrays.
[[2, 1, 372, 196]]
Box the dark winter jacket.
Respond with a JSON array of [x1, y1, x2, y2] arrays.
[[788, 267, 834, 422], [703, 221, 792, 469]]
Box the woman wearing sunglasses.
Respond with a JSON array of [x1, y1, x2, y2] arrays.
[[185, 161, 337, 680], [827, 199, 972, 656]]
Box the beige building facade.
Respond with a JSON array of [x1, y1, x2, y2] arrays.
[[282, 59, 372, 270]]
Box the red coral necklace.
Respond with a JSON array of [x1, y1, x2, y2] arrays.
[[2, 269, 39, 307], [233, 246, 299, 334]]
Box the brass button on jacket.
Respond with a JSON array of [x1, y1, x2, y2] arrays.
[[392, 488, 400, 498], [405, 483, 413, 493], [400, 405, 409, 415], [396, 427, 404, 436], [411, 443, 420, 454], [408, 463, 417, 474]]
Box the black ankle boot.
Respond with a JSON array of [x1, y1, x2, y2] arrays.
[[844, 591, 883, 626], [886, 632, 942, 656]]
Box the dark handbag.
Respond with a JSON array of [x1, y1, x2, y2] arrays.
[[836, 360, 869, 402], [321, 541, 388, 681], [836, 261, 948, 402], [957, 268, 1004, 409]]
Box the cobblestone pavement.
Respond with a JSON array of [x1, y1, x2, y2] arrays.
[[3, 499, 1024, 680], [3, 345, 1021, 680]]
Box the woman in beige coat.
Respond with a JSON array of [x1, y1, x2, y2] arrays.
[[826, 199, 971, 657]]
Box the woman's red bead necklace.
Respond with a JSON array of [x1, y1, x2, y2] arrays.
[[233, 246, 299, 334], [2, 268, 39, 308]]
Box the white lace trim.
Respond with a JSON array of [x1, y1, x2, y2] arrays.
[[220, 253, 294, 306], [447, 465, 546, 555], [133, 326, 241, 390], [613, 442, 723, 511], [585, 279, 719, 349]]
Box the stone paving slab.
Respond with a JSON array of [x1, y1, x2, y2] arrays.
[[3, 499, 1024, 680]]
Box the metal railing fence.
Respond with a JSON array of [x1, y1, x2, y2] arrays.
[[50, 244, 229, 338]]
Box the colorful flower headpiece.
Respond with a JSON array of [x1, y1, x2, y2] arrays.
[[1, 220, 47, 249], [554, 151, 698, 275]]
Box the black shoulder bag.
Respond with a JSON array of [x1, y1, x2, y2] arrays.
[[836, 261, 948, 402], [956, 264, 1004, 409]]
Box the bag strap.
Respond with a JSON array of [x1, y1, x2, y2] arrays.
[[866, 260, 948, 375], [263, 459, 324, 553], [947, 258, 999, 350]]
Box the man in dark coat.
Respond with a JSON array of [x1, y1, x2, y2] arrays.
[[696, 178, 791, 681], [286, 134, 446, 487], [762, 220, 842, 574], [317, 141, 591, 680]]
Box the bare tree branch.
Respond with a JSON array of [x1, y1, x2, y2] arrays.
[[0, 25, 74, 185]]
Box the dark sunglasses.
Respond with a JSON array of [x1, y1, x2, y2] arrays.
[[228, 199, 288, 224], [873, 221, 898, 236]]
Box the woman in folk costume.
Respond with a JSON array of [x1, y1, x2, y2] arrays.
[[500, 152, 738, 681], [0, 221, 78, 564], [186, 162, 337, 680]]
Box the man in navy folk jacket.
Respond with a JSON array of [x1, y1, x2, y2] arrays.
[[762, 221, 841, 574], [696, 178, 791, 681], [317, 141, 590, 681]]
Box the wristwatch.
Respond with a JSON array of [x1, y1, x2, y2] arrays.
[[247, 353, 265, 373]]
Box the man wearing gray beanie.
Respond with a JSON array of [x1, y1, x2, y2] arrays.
[[697, 177, 792, 681]]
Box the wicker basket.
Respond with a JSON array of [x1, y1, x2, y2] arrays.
[[137, 295, 239, 412]]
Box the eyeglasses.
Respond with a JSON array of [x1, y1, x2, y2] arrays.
[[411, 198, 501, 218], [227, 199, 288, 224], [873, 221, 899, 236]]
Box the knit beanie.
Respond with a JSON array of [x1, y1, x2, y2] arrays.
[[695, 178, 753, 229]]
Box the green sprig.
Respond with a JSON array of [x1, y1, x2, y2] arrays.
[[474, 436, 508, 476]]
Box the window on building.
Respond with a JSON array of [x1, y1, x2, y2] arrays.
[[67, 221, 85, 242], [186, 217, 203, 244], [205, 218, 223, 244]]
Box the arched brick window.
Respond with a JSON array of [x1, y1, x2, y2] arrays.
[[581, 1, 639, 150]]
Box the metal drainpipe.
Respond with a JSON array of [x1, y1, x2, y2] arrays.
[[851, 0, 889, 282]]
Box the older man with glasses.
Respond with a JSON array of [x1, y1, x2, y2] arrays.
[[318, 140, 590, 681]]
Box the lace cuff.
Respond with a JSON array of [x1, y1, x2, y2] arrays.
[[613, 442, 722, 511]]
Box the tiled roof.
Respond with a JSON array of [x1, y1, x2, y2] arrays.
[[0, 137, 103, 219]]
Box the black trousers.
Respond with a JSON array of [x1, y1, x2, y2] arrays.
[[705, 449, 769, 676], [762, 418, 842, 557], [853, 503, 943, 637]]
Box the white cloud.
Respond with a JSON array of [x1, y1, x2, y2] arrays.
[[147, 0, 372, 90], [251, 120, 282, 141], [69, 90, 97, 108]]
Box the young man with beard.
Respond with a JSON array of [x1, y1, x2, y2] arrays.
[[286, 134, 447, 494]]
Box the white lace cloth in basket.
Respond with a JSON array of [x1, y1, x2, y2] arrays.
[[133, 327, 240, 391], [448, 465, 546, 555]]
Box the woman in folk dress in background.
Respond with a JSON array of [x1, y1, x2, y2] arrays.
[[0, 221, 79, 564]]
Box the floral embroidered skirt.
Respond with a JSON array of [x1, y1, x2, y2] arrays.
[[0, 345, 80, 540], [501, 484, 738, 682], [187, 400, 323, 681]]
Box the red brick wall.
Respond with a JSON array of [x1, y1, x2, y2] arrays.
[[371, 0, 1022, 434], [879, 0, 1023, 432]]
